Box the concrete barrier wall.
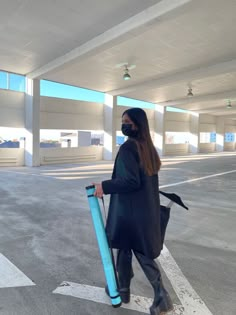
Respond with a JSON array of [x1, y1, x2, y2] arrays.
[[165, 143, 189, 155], [225, 124, 236, 133], [164, 111, 190, 155], [224, 142, 235, 151], [165, 112, 190, 132], [199, 143, 216, 153], [1, 90, 235, 165], [0, 148, 24, 166], [40, 97, 103, 130], [40, 146, 103, 165], [0, 90, 25, 127], [199, 114, 216, 132]]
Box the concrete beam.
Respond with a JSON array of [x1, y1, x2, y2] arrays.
[[109, 59, 236, 96], [27, 0, 193, 79], [196, 105, 236, 113], [222, 115, 236, 119], [215, 113, 236, 120], [156, 89, 236, 107]]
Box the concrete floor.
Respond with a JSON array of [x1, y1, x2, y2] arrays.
[[0, 152, 235, 315]]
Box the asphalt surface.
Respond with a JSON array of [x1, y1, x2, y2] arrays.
[[0, 152, 235, 315]]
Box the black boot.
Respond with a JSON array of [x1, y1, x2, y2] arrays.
[[159, 282, 173, 313], [150, 293, 173, 315], [149, 278, 173, 315], [119, 287, 130, 304], [149, 304, 162, 315], [133, 251, 173, 315]]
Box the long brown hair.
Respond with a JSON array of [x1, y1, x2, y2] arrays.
[[122, 108, 161, 175]]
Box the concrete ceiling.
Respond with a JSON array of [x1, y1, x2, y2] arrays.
[[1, 0, 236, 118]]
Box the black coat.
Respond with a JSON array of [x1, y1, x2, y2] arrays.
[[102, 139, 162, 259]]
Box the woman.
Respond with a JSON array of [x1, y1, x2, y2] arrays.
[[94, 108, 173, 315]]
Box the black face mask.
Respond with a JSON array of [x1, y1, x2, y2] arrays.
[[121, 123, 138, 137]]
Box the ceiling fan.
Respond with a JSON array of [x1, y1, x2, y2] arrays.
[[115, 62, 136, 80], [226, 100, 232, 109]]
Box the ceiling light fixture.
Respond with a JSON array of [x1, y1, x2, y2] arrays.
[[115, 62, 136, 80], [123, 66, 131, 80], [187, 87, 193, 97], [226, 100, 232, 109]]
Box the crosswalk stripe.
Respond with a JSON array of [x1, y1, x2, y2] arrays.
[[53, 282, 184, 314], [158, 246, 213, 315], [0, 253, 35, 288]]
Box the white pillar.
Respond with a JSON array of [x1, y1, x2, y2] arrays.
[[19, 137, 25, 149], [216, 117, 224, 152], [24, 78, 40, 166], [103, 94, 117, 160], [189, 112, 199, 154], [154, 105, 165, 156]]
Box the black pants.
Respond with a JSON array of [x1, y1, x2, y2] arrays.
[[116, 249, 162, 292], [116, 249, 172, 311]]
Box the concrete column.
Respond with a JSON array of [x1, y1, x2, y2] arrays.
[[24, 78, 40, 166], [19, 137, 25, 149], [189, 112, 199, 154], [216, 117, 224, 152], [154, 105, 165, 156], [103, 94, 117, 160]]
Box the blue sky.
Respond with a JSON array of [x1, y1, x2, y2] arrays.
[[40, 80, 156, 109], [40, 80, 105, 103], [0, 71, 25, 92], [0, 70, 184, 111]]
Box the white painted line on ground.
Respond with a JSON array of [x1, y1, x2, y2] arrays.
[[160, 169, 236, 189], [0, 169, 112, 180], [0, 170, 55, 179], [53, 282, 184, 314], [2, 167, 236, 186], [158, 246, 213, 315], [0, 253, 35, 288]]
